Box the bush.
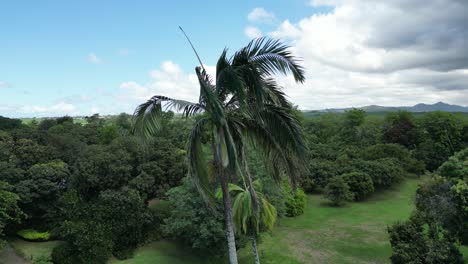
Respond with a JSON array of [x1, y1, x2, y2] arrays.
[[17, 229, 51, 241], [51, 243, 80, 264], [147, 200, 172, 241], [285, 188, 306, 217], [437, 148, 468, 180], [163, 178, 228, 254], [32, 255, 53, 264], [324, 176, 354, 206], [303, 159, 343, 192], [388, 217, 464, 264], [341, 172, 374, 201], [347, 158, 404, 189]]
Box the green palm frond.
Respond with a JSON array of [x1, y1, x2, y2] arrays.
[[187, 117, 213, 203], [133, 95, 204, 138], [228, 183, 277, 235], [232, 37, 305, 83]]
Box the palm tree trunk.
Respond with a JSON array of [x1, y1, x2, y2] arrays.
[[220, 172, 239, 264], [250, 234, 260, 264], [214, 127, 238, 264]]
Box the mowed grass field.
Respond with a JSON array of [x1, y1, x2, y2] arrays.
[[112, 178, 422, 264], [8, 177, 468, 264]]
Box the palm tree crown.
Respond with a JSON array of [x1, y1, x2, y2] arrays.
[[133, 37, 307, 264]]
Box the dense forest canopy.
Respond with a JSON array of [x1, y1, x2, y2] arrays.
[[0, 109, 467, 263]]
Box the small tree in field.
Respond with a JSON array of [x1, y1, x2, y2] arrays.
[[324, 176, 354, 206]]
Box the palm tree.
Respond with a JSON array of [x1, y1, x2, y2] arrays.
[[221, 182, 276, 264], [133, 37, 306, 264]]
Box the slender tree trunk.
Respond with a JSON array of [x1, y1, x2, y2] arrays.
[[214, 127, 238, 264], [250, 234, 260, 264], [220, 172, 239, 264]]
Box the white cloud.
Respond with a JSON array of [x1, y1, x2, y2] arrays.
[[20, 102, 76, 114], [309, 0, 342, 7], [119, 61, 216, 110], [247, 7, 275, 23], [244, 26, 263, 39], [88, 53, 103, 64], [0, 81, 12, 88], [268, 0, 468, 109]]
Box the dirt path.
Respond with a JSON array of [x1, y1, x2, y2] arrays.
[[0, 244, 30, 264]]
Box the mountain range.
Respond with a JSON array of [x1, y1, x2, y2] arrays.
[[310, 102, 468, 113]]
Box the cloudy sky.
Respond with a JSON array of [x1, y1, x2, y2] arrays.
[[1, 0, 467, 117]]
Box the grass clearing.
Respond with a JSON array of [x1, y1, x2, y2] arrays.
[[9, 239, 61, 262], [8, 177, 467, 263]]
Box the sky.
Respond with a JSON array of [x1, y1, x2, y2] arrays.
[[0, 0, 467, 117]]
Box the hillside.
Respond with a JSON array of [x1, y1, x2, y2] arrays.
[[308, 102, 468, 113]]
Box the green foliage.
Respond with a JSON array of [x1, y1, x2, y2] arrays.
[[57, 188, 152, 262], [324, 176, 354, 206], [347, 158, 404, 189], [0, 181, 23, 248], [361, 144, 425, 175], [304, 159, 342, 192], [341, 172, 374, 201], [163, 179, 227, 255], [388, 218, 428, 264], [285, 187, 306, 217], [437, 148, 468, 180], [415, 111, 465, 171], [388, 217, 464, 264], [383, 111, 419, 147], [17, 229, 51, 241], [0, 115, 23, 130]]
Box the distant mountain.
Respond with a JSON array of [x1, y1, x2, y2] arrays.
[[310, 102, 468, 113]]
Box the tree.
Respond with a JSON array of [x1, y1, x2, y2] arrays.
[[388, 216, 464, 264], [324, 176, 354, 206], [0, 181, 23, 249], [222, 182, 277, 264], [437, 148, 467, 180], [383, 111, 419, 147], [15, 161, 70, 228], [133, 37, 307, 263], [341, 172, 374, 201], [164, 178, 227, 254]]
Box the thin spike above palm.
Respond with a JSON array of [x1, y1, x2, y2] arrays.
[[133, 37, 306, 264]]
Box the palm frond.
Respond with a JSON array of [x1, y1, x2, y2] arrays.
[[187, 117, 213, 203], [232, 37, 305, 83], [133, 95, 204, 138]]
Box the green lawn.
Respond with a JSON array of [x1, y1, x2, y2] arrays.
[[9, 178, 467, 264], [115, 178, 420, 264], [9, 239, 61, 262]]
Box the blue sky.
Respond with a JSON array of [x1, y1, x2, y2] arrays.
[[1, 0, 467, 117]]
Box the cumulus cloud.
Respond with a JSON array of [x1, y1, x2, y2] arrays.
[[0, 81, 12, 88], [268, 0, 468, 109], [88, 53, 103, 64], [247, 7, 275, 23], [245, 26, 263, 39], [20, 102, 76, 114], [119, 61, 216, 109]]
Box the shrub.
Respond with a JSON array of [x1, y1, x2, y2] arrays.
[[303, 159, 343, 192], [347, 158, 404, 189], [437, 148, 468, 180], [341, 172, 374, 201], [163, 178, 228, 254], [285, 188, 306, 217], [32, 255, 52, 264], [324, 176, 354, 206], [147, 200, 172, 241], [17, 229, 51, 241], [51, 243, 82, 264], [388, 217, 464, 264]]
